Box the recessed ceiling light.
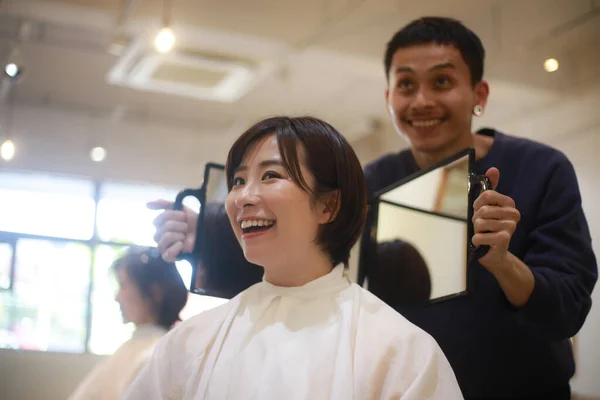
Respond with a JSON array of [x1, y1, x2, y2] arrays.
[[90, 146, 106, 162], [154, 27, 175, 53], [1, 139, 15, 161], [544, 58, 559, 72]]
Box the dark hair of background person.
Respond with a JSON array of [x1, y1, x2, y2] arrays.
[[111, 246, 188, 330]]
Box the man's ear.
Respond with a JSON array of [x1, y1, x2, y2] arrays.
[[474, 80, 490, 110], [318, 190, 341, 224]]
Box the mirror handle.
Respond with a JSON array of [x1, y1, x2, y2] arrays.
[[469, 175, 492, 260], [171, 188, 203, 261]]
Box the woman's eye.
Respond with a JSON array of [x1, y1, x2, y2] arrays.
[[262, 171, 280, 180], [232, 177, 245, 186]]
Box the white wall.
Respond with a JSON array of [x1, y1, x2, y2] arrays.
[[0, 349, 105, 400], [2, 103, 236, 188]]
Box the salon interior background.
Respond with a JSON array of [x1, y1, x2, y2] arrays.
[[0, 0, 599, 399]]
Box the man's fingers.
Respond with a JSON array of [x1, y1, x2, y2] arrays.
[[473, 218, 517, 234], [152, 210, 187, 228], [154, 220, 189, 240], [485, 167, 500, 190], [162, 241, 184, 262], [473, 190, 516, 211], [472, 231, 511, 248], [473, 205, 521, 222], [147, 199, 174, 211], [156, 232, 186, 256]]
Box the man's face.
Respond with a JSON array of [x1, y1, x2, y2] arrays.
[[385, 43, 488, 155]]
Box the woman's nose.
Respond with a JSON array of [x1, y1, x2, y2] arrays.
[[234, 180, 260, 209]]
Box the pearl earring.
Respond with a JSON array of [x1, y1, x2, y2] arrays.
[[473, 105, 484, 117]]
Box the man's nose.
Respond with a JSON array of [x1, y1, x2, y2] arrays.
[[412, 87, 435, 109]]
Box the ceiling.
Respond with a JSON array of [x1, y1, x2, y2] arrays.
[[0, 0, 599, 184]]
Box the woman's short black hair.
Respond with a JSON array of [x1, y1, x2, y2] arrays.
[[112, 246, 188, 330], [225, 116, 367, 267]]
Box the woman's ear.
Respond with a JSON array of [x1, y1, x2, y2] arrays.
[[150, 285, 164, 307], [317, 190, 341, 224]]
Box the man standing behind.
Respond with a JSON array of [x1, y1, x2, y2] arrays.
[[364, 16, 597, 399]]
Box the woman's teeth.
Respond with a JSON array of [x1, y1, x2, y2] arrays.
[[411, 119, 442, 128], [240, 220, 275, 229]]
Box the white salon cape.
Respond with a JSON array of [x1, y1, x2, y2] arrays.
[[68, 324, 167, 400], [124, 265, 463, 400]]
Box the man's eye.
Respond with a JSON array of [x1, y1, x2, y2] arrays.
[[436, 77, 451, 87], [398, 79, 414, 90]]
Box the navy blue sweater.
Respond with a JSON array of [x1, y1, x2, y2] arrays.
[[363, 129, 598, 398]]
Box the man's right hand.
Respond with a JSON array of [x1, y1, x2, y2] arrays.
[[147, 199, 199, 262]]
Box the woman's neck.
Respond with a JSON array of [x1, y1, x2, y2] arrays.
[[262, 247, 334, 287]]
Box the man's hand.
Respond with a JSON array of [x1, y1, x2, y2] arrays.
[[472, 168, 534, 307], [147, 199, 199, 262], [472, 167, 521, 274]]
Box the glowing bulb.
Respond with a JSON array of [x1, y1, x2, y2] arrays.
[[90, 147, 106, 162], [544, 58, 559, 72], [154, 27, 175, 53], [1, 139, 15, 161], [4, 63, 18, 78]]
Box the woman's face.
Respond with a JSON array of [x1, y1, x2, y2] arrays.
[[114, 268, 156, 326], [225, 134, 333, 268]]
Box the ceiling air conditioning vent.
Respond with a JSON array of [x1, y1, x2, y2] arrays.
[[107, 39, 272, 103]]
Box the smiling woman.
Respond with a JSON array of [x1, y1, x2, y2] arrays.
[[224, 116, 367, 287], [125, 116, 463, 400]]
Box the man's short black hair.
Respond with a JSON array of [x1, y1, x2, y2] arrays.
[[384, 16, 485, 85]]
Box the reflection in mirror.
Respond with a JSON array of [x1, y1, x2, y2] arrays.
[[363, 150, 476, 307], [205, 167, 228, 204], [380, 154, 469, 219], [374, 202, 467, 303]]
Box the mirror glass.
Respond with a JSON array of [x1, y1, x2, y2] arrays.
[[204, 165, 228, 204], [359, 149, 476, 307]]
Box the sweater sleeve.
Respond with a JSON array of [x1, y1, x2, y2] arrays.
[[515, 153, 597, 340]]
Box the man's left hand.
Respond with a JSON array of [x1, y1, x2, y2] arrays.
[[472, 167, 521, 273]]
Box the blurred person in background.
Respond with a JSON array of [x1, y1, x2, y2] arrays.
[[67, 246, 188, 400]]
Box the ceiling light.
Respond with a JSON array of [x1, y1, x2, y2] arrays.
[[544, 58, 559, 72], [3, 47, 25, 81], [4, 63, 19, 78], [1, 139, 15, 161], [154, 27, 175, 53], [90, 146, 106, 162]]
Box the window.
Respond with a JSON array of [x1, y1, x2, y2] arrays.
[[0, 171, 95, 240], [0, 242, 13, 290], [0, 239, 90, 352], [0, 170, 218, 355], [97, 182, 180, 246]]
